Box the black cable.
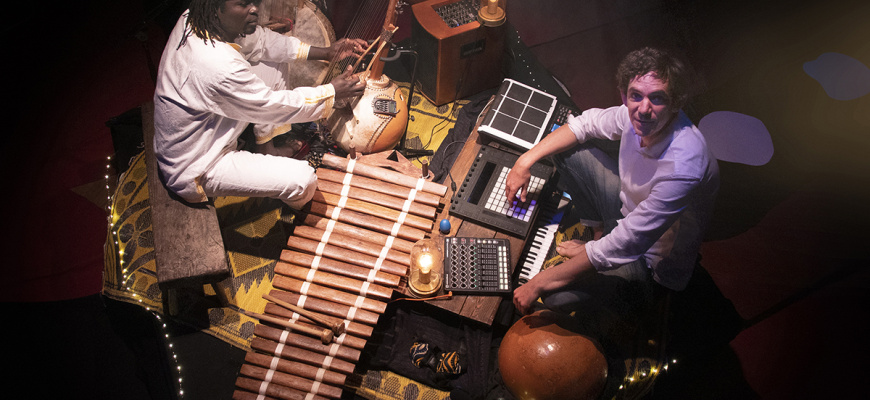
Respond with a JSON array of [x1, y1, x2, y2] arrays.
[[434, 140, 467, 192]]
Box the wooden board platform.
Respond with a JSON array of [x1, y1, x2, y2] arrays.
[[400, 109, 526, 326], [141, 102, 230, 295]]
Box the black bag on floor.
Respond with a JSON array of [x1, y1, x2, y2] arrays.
[[365, 302, 492, 399]]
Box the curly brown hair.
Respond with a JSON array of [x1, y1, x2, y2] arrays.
[[616, 47, 692, 109]]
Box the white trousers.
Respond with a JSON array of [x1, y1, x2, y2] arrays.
[[201, 150, 317, 209], [200, 60, 316, 209]]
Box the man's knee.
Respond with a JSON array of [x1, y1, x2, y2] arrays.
[[280, 168, 317, 209], [541, 289, 594, 314]]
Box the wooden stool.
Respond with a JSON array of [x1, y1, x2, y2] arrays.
[[141, 102, 230, 317]]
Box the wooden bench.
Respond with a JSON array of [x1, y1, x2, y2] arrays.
[[141, 102, 230, 317]]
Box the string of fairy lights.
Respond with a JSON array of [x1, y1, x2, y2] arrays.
[[105, 154, 186, 398], [617, 358, 676, 395]]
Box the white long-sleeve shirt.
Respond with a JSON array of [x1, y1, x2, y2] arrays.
[[567, 105, 719, 290], [153, 11, 334, 203]]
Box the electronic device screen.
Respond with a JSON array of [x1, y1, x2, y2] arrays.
[[548, 102, 579, 132]]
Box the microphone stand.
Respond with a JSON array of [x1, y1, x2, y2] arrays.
[[380, 44, 434, 159]]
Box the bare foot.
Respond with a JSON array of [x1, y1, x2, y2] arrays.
[[556, 239, 587, 258]]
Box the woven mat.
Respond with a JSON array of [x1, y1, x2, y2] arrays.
[[103, 88, 466, 400]]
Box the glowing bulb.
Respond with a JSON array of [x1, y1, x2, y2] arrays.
[[418, 253, 433, 273], [409, 239, 442, 296]]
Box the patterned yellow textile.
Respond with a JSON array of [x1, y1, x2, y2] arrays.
[[102, 151, 285, 348], [352, 370, 450, 400], [396, 82, 469, 169]]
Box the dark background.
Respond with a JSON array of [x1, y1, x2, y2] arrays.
[[2, 0, 868, 399]]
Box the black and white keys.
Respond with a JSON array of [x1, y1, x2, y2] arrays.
[[517, 196, 570, 285]]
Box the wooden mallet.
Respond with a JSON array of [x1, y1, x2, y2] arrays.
[[243, 310, 334, 345], [263, 293, 347, 336]]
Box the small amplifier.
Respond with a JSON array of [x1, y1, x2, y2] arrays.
[[410, 0, 506, 106]]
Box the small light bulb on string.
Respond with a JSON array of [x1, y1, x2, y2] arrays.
[[104, 151, 185, 398]]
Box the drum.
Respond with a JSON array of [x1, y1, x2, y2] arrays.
[[258, 0, 337, 89]]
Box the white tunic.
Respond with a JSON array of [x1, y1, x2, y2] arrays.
[[153, 11, 334, 203]]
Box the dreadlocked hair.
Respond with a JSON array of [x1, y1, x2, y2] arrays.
[[178, 0, 228, 48]]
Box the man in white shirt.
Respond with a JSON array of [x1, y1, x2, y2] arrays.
[[154, 0, 366, 208], [506, 48, 719, 326]]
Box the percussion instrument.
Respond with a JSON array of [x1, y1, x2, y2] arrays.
[[499, 310, 608, 400], [258, 0, 337, 90], [233, 153, 448, 399]]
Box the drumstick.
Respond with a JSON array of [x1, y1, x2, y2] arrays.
[[244, 310, 334, 345], [263, 293, 346, 336]]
